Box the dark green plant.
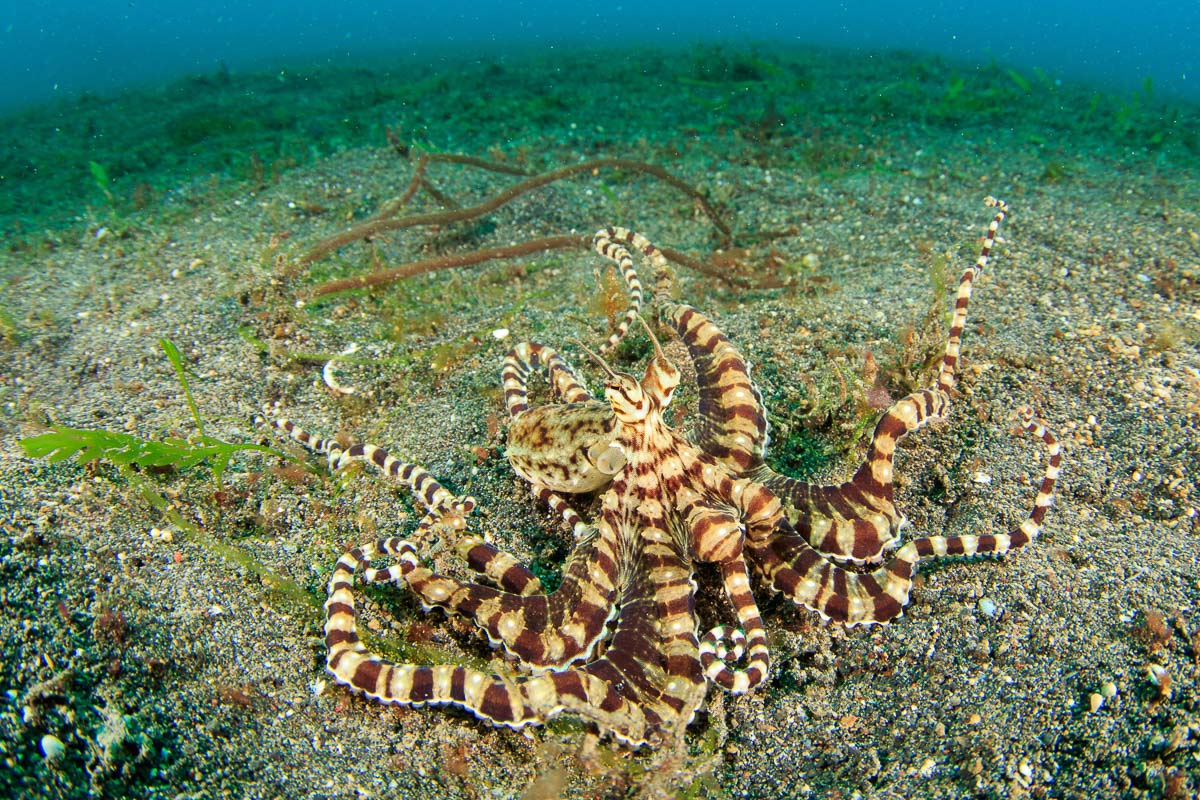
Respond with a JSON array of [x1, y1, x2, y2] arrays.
[[18, 425, 281, 484], [19, 338, 322, 613], [87, 160, 124, 224], [1005, 67, 1033, 94], [1041, 159, 1074, 184], [767, 427, 833, 480], [88, 160, 116, 206], [20, 339, 285, 483]]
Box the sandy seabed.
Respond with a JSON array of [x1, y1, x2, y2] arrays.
[[1, 44, 1198, 799]]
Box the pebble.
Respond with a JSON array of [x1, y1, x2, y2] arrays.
[[1017, 757, 1033, 787], [1147, 663, 1172, 700], [977, 597, 997, 617], [1088, 692, 1104, 713], [40, 734, 65, 762], [1100, 681, 1117, 699]]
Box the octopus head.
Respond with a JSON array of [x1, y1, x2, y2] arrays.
[[578, 315, 680, 423], [637, 314, 680, 411], [604, 372, 651, 422]]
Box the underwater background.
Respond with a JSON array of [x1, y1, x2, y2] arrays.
[[2, 2, 1199, 799], [4, 0, 1198, 112]]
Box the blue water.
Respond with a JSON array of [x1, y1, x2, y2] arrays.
[[2, 0, 1197, 113]]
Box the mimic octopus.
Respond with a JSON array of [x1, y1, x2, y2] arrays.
[[270, 198, 1060, 747]]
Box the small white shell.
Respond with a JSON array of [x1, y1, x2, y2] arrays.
[[40, 734, 65, 762]]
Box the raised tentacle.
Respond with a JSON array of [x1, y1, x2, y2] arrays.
[[752, 199, 1011, 563], [501, 341, 593, 417], [592, 227, 646, 355], [594, 226, 771, 475], [937, 197, 1008, 394]]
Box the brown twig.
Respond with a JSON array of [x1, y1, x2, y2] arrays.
[[421, 151, 529, 176], [660, 246, 751, 289], [308, 235, 589, 298], [372, 153, 429, 220], [417, 176, 459, 210], [299, 158, 731, 266], [307, 236, 750, 299], [385, 127, 528, 176]]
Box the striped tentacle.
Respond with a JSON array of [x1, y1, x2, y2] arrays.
[[325, 522, 620, 673], [747, 522, 917, 627], [585, 539, 707, 744], [688, 449, 914, 628], [450, 535, 543, 596], [358, 507, 473, 588], [910, 407, 1060, 562], [754, 198, 1010, 563], [674, 452, 775, 694], [530, 483, 591, 540], [597, 226, 771, 476], [272, 412, 621, 669], [700, 554, 770, 694], [432, 475, 595, 603], [270, 413, 470, 516], [753, 408, 1060, 626], [591, 227, 646, 355], [569, 580, 698, 747], [501, 342, 592, 418], [325, 540, 655, 744], [681, 449, 783, 548], [757, 387, 950, 564], [662, 300, 769, 474], [527, 466, 707, 743], [394, 526, 621, 669], [937, 197, 1008, 394]]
